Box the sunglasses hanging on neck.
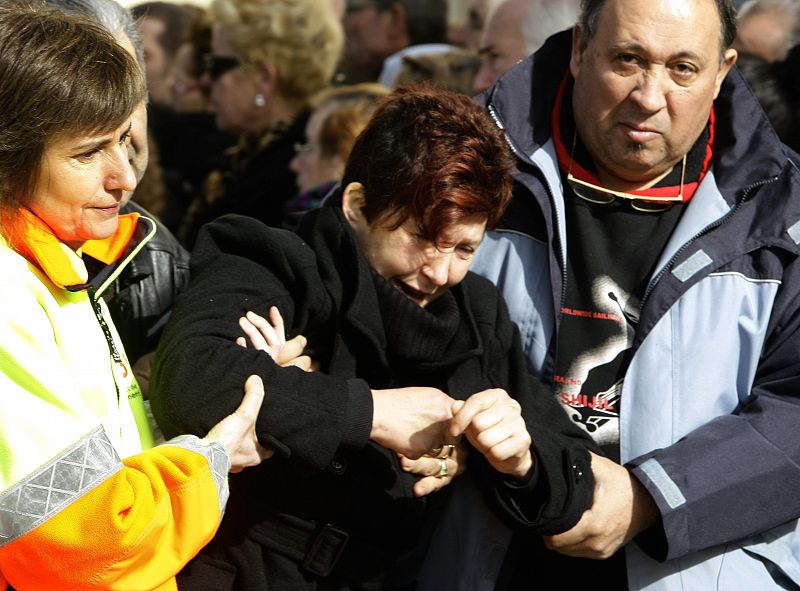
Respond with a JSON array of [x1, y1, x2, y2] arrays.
[[566, 130, 686, 213]]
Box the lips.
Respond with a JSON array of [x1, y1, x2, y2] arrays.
[[93, 203, 121, 214], [393, 280, 433, 305], [620, 123, 661, 143]]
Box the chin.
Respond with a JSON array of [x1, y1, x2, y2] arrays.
[[89, 221, 121, 242]]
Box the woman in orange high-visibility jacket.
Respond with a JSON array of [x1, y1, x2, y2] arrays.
[[0, 6, 271, 590]]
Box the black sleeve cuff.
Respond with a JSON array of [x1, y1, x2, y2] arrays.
[[340, 378, 373, 448], [489, 446, 593, 535]]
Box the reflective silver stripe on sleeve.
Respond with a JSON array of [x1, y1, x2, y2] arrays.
[[671, 250, 713, 283], [164, 435, 230, 520], [0, 426, 121, 547], [788, 220, 800, 245], [638, 458, 686, 509]]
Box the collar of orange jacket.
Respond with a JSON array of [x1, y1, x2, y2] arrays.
[[8, 208, 140, 290]]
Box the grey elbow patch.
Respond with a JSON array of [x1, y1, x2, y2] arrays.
[[638, 458, 686, 510]]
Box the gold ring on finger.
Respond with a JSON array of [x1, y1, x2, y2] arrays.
[[437, 444, 455, 459], [436, 458, 449, 478], [428, 445, 443, 457]]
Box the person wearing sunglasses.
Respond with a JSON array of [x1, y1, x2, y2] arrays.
[[470, 0, 800, 589], [177, 0, 343, 249]]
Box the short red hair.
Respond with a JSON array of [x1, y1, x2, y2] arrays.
[[341, 84, 514, 243]]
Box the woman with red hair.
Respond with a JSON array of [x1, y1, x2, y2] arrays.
[[151, 85, 598, 590]]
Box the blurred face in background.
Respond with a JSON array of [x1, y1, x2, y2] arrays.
[[170, 42, 209, 113], [449, 0, 491, 50], [473, 1, 528, 92], [290, 103, 346, 193], [138, 16, 173, 105], [341, 1, 396, 82], [206, 24, 262, 134], [733, 9, 790, 62]]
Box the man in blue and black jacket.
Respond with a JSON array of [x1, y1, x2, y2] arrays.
[[471, 0, 800, 588]]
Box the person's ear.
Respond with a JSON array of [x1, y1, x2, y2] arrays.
[[713, 48, 737, 99], [570, 23, 588, 78], [255, 62, 278, 97], [341, 182, 367, 230]]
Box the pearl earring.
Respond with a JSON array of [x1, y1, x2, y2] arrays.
[[254, 94, 266, 107]]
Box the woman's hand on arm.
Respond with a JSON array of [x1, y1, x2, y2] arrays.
[[204, 374, 274, 472], [543, 452, 658, 558], [398, 438, 468, 496], [236, 306, 317, 371], [370, 387, 455, 459], [450, 388, 534, 481]]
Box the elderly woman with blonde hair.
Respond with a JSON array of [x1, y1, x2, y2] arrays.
[[179, 0, 343, 247]]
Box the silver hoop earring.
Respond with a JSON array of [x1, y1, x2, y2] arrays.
[[254, 94, 266, 107]]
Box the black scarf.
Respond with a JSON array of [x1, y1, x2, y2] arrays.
[[372, 271, 460, 362]]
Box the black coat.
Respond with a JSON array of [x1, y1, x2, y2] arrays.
[[178, 112, 308, 249], [151, 206, 596, 590]]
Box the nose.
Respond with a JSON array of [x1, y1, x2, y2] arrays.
[[422, 251, 452, 288], [199, 71, 214, 92], [107, 144, 137, 193], [629, 70, 668, 113], [473, 62, 493, 93], [289, 153, 301, 174]]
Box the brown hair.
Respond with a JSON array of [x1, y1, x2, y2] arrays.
[[311, 83, 390, 162], [0, 3, 145, 215], [341, 84, 514, 242]]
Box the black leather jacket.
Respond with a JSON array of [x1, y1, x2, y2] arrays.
[[104, 201, 190, 363]]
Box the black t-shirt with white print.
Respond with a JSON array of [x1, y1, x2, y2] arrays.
[[554, 108, 709, 462]]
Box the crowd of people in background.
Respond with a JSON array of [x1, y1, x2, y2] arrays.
[[4, 0, 800, 589], [106, 0, 800, 253], [115, 0, 585, 249]]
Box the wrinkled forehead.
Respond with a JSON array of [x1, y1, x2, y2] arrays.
[[592, 0, 724, 58]]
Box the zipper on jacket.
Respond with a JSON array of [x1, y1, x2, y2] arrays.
[[488, 102, 569, 377]]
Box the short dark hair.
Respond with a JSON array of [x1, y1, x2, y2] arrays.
[[398, 0, 447, 45], [0, 3, 145, 211], [361, 0, 447, 44], [341, 85, 514, 242], [131, 1, 201, 59], [579, 0, 738, 53]]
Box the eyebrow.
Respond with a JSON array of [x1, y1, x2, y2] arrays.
[[71, 123, 132, 153], [609, 42, 704, 64]]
